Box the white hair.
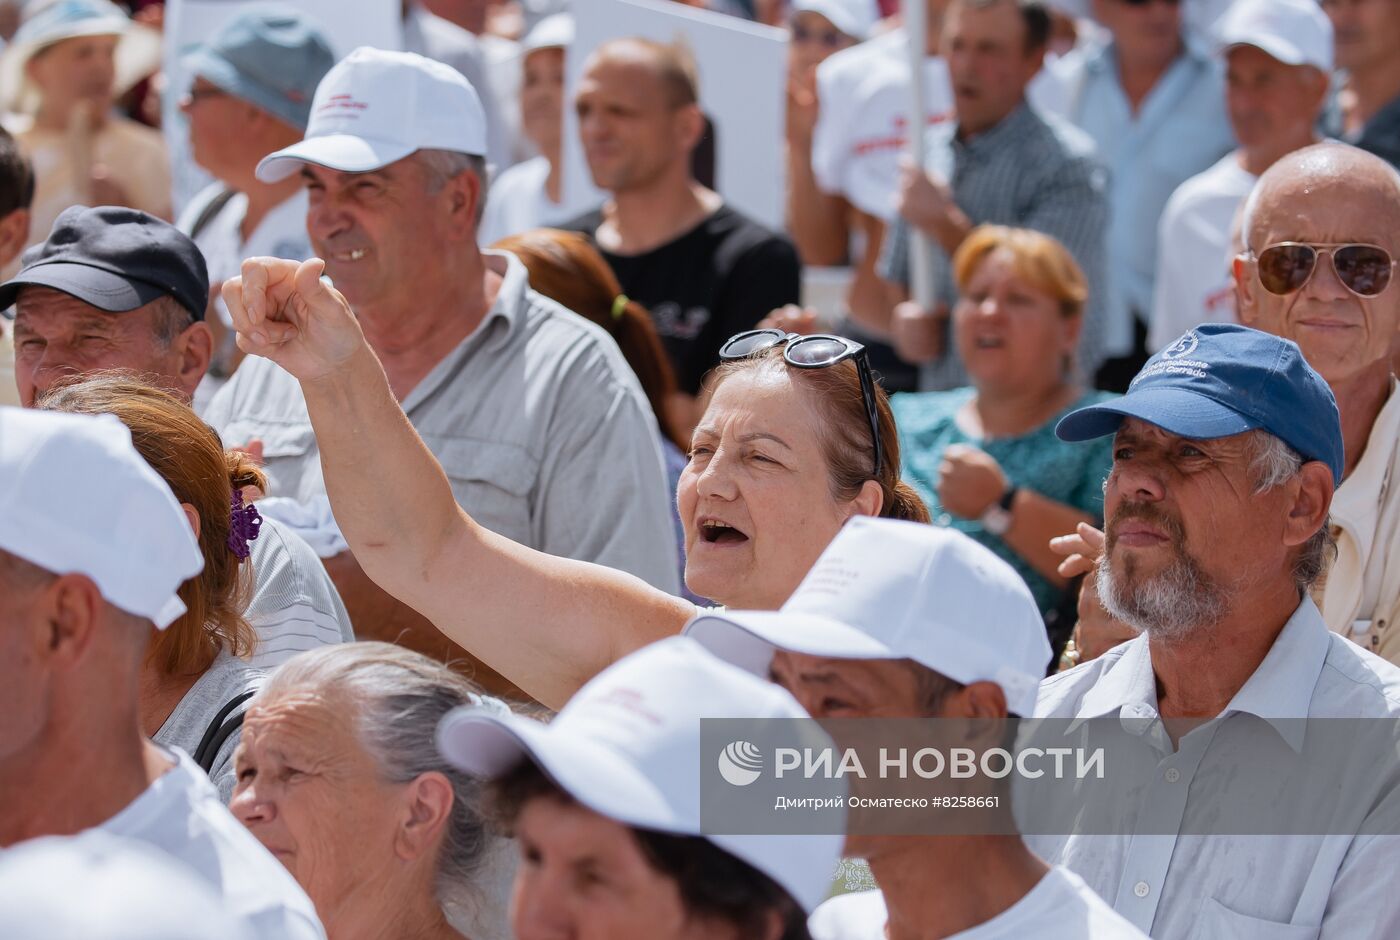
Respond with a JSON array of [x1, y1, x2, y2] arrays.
[[416, 149, 490, 224], [260, 642, 505, 921]]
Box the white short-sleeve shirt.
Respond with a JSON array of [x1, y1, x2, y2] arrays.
[[1148, 151, 1255, 353], [99, 747, 325, 939], [808, 868, 1146, 939]]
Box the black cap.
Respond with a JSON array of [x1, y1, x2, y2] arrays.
[[0, 206, 209, 321]]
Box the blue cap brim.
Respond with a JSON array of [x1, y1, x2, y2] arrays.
[[0, 261, 167, 315], [1055, 386, 1259, 443]]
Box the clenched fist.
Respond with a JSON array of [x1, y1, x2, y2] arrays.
[[223, 257, 366, 383]]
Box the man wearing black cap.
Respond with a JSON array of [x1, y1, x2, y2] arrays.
[[6, 205, 212, 407], [3, 205, 353, 672]]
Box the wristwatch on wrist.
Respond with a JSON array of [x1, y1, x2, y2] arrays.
[[979, 485, 1019, 536]]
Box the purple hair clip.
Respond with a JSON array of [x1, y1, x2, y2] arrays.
[[228, 489, 263, 560]]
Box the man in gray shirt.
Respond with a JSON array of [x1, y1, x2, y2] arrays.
[[204, 48, 680, 690]]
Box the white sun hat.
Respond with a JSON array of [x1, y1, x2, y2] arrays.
[[0, 0, 162, 115]]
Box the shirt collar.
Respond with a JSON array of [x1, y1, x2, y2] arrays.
[[954, 101, 1037, 156], [1068, 597, 1330, 752], [478, 248, 528, 352], [1331, 377, 1400, 540], [1081, 33, 1210, 76]]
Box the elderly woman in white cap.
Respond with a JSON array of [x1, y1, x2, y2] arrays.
[[477, 14, 600, 246], [4, 0, 168, 269], [230, 642, 514, 940], [438, 635, 842, 940]]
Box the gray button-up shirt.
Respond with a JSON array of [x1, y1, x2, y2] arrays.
[[205, 250, 681, 594], [1024, 597, 1400, 939], [881, 103, 1110, 391]]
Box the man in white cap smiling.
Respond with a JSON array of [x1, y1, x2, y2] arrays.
[[4, 0, 169, 271], [687, 517, 1144, 938], [204, 48, 679, 693], [0, 406, 323, 939], [437, 635, 844, 939], [1149, 0, 1333, 352]]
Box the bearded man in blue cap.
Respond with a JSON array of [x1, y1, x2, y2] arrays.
[[1029, 323, 1400, 939]]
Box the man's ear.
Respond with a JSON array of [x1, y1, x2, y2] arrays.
[[395, 771, 456, 862], [1233, 254, 1260, 326], [448, 167, 483, 241], [1283, 461, 1334, 550], [171, 320, 214, 398], [676, 103, 705, 154], [42, 574, 106, 667]]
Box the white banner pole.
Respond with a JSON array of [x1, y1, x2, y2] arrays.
[[901, 0, 935, 309]]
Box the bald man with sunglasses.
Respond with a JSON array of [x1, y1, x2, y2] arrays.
[[1229, 141, 1400, 663]]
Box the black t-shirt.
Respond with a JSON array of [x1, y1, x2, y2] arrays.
[[563, 205, 801, 395]]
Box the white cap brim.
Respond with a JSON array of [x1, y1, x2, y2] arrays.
[[686, 609, 898, 675], [256, 134, 419, 183], [1220, 36, 1313, 68], [438, 710, 685, 834], [686, 609, 1042, 717]]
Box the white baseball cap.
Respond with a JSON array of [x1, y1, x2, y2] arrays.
[[1215, 0, 1333, 73], [0, 832, 255, 940], [686, 517, 1051, 717], [792, 0, 880, 41], [257, 46, 488, 183], [522, 12, 573, 53], [0, 407, 203, 629], [437, 636, 844, 914]]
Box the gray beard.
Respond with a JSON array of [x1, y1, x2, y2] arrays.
[[1096, 548, 1229, 641]]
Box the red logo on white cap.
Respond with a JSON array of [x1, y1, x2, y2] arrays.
[[318, 94, 369, 116]]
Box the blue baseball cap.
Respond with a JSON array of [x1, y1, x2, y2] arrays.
[[1056, 324, 1343, 485], [183, 4, 335, 131]]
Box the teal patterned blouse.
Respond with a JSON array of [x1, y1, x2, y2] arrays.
[[891, 388, 1118, 614]]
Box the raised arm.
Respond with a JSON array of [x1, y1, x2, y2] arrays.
[[224, 258, 694, 708]]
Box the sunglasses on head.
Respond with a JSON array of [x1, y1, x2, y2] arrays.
[[718, 329, 883, 477], [1249, 242, 1397, 298]]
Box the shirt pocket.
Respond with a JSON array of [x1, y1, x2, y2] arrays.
[[226, 423, 319, 500], [1191, 897, 1320, 940], [431, 437, 540, 547]]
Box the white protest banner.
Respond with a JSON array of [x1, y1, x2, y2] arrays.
[[565, 0, 788, 230], [162, 0, 402, 213]]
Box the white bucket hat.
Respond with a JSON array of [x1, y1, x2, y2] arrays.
[[0, 0, 162, 115]]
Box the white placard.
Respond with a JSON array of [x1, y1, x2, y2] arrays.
[[162, 0, 403, 214], [565, 0, 788, 231]]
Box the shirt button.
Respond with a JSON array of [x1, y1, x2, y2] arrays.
[[1134, 882, 1150, 898], [1165, 768, 1181, 783], [936, 513, 952, 526]]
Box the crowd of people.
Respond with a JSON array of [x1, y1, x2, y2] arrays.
[[1, 0, 1399, 937]]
